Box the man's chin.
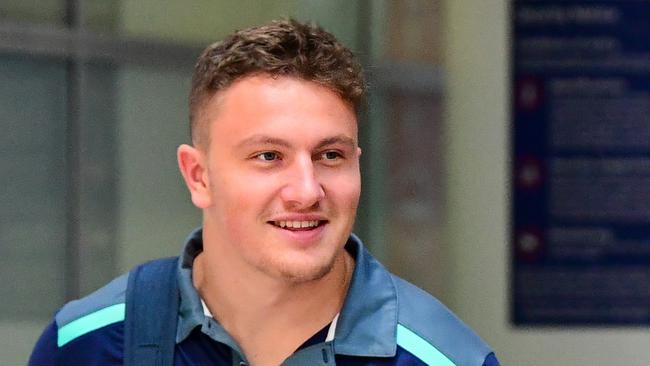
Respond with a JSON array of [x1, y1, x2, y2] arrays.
[[272, 259, 336, 284]]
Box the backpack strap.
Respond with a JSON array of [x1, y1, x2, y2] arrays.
[[124, 257, 180, 366]]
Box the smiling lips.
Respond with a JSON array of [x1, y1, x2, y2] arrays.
[[271, 220, 325, 230]]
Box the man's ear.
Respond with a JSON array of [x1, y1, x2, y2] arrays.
[[177, 144, 212, 209]]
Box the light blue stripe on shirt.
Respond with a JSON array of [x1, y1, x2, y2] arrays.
[[396, 323, 456, 366], [57, 303, 126, 347]]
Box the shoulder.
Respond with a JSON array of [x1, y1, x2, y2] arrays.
[[55, 274, 128, 334], [390, 274, 497, 366], [29, 273, 128, 366], [55, 273, 128, 346]]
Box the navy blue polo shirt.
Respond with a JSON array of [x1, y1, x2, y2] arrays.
[[29, 229, 499, 365]]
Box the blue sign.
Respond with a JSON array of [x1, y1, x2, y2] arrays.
[[512, 0, 650, 325]]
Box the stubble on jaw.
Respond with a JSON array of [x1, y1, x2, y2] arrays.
[[255, 249, 339, 284]]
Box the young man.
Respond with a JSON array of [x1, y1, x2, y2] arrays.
[[30, 20, 500, 366]]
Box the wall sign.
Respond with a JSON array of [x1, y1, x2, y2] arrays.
[[512, 0, 650, 325]]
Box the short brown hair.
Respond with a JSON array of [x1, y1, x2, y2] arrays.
[[189, 19, 366, 146]]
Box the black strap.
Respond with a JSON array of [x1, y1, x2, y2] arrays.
[[124, 257, 180, 366]]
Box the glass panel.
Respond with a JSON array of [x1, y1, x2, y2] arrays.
[[0, 55, 67, 320], [0, 0, 66, 25], [385, 0, 443, 64], [76, 62, 120, 295], [362, 0, 446, 294], [385, 94, 445, 295], [115, 64, 201, 272], [83, 0, 119, 33], [118, 0, 361, 51]]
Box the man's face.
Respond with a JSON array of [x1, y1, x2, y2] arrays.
[[198, 75, 360, 282]]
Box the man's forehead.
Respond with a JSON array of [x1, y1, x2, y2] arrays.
[[194, 74, 358, 148], [212, 74, 353, 108]]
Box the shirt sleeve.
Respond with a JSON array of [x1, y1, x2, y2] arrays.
[[482, 352, 501, 366], [28, 320, 59, 366]]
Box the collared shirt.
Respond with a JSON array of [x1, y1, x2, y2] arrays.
[[29, 229, 500, 366]]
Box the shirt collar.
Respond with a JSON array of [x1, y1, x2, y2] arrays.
[[176, 228, 246, 353], [175, 228, 206, 343], [174, 229, 398, 357], [333, 233, 398, 357]]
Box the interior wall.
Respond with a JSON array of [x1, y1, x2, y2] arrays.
[[442, 1, 650, 365]]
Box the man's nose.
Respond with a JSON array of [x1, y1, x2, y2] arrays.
[[280, 157, 325, 209]]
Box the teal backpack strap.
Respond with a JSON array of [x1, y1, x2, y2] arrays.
[[124, 257, 180, 366]]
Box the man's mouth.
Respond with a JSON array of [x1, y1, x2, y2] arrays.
[[270, 220, 326, 230]]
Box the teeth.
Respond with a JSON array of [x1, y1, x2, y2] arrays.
[[275, 220, 320, 228]]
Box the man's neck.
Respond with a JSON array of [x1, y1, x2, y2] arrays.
[[192, 242, 354, 366]]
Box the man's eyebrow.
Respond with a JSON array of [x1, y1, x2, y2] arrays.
[[236, 134, 357, 150], [314, 135, 357, 150], [236, 135, 292, 149]]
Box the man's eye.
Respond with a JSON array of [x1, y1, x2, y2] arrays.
[[322, 151, 342, 160], [256, 152, 279, 161]]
